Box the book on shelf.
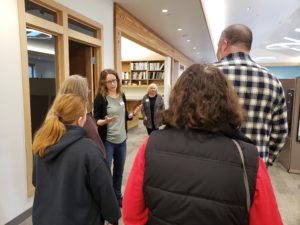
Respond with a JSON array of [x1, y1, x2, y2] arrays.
[[149, 62, 164, 71], [131, 62, 147, 70], [149, 71, 164, 79], [132, 71, 147, 79], [122, 71, 130, 79]]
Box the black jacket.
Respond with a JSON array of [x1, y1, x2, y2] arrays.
[[93, 93, 131, 142], [143, 127, 258, 225], [32, 125, 120, 225]]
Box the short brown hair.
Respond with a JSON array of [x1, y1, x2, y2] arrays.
[[162, 64, 244, 131], [96, 69, 121, 96]]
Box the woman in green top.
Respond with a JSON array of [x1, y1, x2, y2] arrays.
[[94, 69, 140, 207]]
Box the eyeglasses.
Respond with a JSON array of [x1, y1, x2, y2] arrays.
[[106, 79, 117, 84]]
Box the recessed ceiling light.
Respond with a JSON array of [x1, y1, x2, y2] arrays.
[[193, 47, 197, 50], [196, 52, 200, 55], [177, 28, 183, 31], [186, 39, 191, 42], [162, 9, 168, 13], [247, 7, 251, 11]]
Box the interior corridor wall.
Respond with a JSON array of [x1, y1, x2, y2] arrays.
[[0, 0, 114, 224], [0, 0, 32, 224]]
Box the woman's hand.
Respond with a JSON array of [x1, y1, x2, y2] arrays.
[[105, 115, 118, 124], [133, 104, 142, 116], [129, 104, 142, 119]]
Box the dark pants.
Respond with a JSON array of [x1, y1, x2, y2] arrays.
[[146, 127, 157, 135], [105, 140, 126, 200]]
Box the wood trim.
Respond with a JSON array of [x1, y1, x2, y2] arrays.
[[68, 29, 102, 47], [64, 7, 103, 31], [25, 13, 64, 35], [18, 0, 104, 197], [114, 3, 194, 70], [17, 0, 35, 197], [58, 11, 69, 90], [31, 0, 64, 13]]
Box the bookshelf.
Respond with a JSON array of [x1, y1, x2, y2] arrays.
[[121, 60, 164, 87]]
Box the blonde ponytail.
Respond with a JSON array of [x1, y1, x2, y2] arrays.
[[32, 116, 66, 157], [32, 94, 86, 157]]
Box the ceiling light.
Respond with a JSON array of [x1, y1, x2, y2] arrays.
[[247, 7, 251, 11], [283, 37, 300, 43], [177, 28, 183, 31], [196, 52, 200, 55], [266, 42, 300, 52], [294, 28, 300, 33], [162, 9, 168, 13], [186, 39, 191, 42], [26, 28, 52, 39], [193, 47, 197, 50]]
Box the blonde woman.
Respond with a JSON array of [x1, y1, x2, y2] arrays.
[[141, 83, 164, 134], [32, 94, 120, 225]]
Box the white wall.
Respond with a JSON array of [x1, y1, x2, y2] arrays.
[[0, 1, 33, 224], [0, 0, 114, 224], [56, 0, 115, 69]]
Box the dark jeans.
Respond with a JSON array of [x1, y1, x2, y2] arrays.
[[105, 140, 126, 200]]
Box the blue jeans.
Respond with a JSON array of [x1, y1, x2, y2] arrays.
[[105, 140, 127, 200]]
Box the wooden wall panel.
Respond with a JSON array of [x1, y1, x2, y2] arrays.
[[114, 3, 193, 71]]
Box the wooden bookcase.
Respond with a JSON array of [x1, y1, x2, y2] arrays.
[[121, 60, 165, 87]]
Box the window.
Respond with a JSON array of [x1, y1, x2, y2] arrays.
[[25, 0, 57, 23]]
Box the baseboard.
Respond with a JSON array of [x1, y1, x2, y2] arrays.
[[5, 207, 32, 225]]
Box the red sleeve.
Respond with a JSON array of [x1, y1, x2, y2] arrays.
[[122, 137, 149, 225], [249, 158, 283, 225]]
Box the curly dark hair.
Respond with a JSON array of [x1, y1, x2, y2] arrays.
[[162, 64, 245, 131], [96, 69, 121, 96]]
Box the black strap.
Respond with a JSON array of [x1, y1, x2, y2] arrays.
[[232, 139, 251, 213]]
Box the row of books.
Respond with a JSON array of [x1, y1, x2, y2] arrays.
[[149, 62, 164, 71], [132, 71, 147, 79], [149, 71, 164, 79], [130, 62, 147, 70]]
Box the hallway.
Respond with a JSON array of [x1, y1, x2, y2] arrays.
[[20, 122, 300, 225]]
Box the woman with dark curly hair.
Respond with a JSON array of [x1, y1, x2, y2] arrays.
[[122, 64, 283, 225]]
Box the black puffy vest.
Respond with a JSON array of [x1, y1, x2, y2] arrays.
[[143, 128, 258, 225]]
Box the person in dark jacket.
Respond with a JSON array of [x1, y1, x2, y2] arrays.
[[141, 83, 164, 134], [32, 94, 120, 225], [122, 64, 283, 225], [94, 69, 140, 207], [46, 74, 106, 157]]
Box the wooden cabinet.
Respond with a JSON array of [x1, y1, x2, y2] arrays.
[[121, 60, 164, 87]]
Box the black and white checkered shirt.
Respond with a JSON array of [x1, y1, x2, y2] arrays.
[[216, 52, 288, 165]]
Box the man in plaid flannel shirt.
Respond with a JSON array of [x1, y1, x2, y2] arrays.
[[215, 24, 288, 166]]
